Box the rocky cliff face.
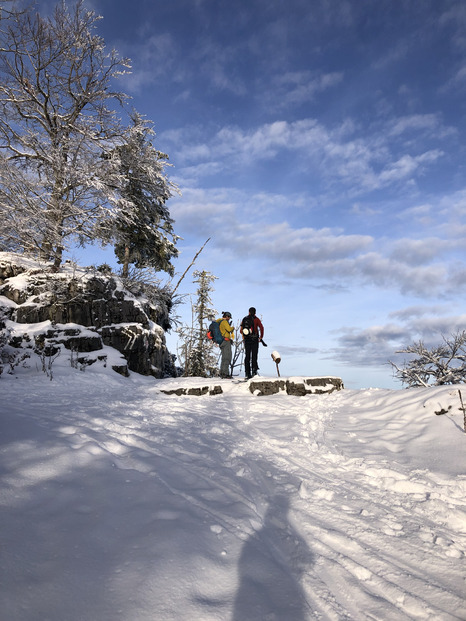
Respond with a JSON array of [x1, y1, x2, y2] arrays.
[[0, 253, 176, 378]]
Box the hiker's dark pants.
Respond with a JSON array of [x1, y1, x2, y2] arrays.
[[244, 337, 259, 377]]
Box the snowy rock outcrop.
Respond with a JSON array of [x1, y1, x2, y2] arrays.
[[249, 377, 343, 396], [0, 253, 176, 378], [160, 376, 344, 396]]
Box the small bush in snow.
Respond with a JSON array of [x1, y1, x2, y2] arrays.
[[0, 311, 31, 375], [96, 264, 113, 275], [34, 336, 61, 381], [390, 331, 466, 387]]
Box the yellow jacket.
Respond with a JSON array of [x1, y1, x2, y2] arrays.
[[218, 318, 234, 341]]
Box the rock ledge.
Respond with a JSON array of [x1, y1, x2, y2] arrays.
[[160, 376, 343, 396]]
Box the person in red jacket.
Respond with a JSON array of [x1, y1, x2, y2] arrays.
[[240, 307, 264, 379]]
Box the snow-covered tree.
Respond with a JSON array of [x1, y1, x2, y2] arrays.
[[390, 331, 466, 387], [178, 270, 218, 377], [0, 1, 131, 269], [103, 111, 179, 279]]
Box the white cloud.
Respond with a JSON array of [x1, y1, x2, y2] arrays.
[[378, 151, 444, 184], [437, 189, 466, 218], [170, 184, 466, 298], [251, 223, 373, 263], [329, 311, 466, 368], [163, 114, 449, 200], [266, 70, 344, 109], [371, 39, 410, 71], [389, 305, 452, 320], [389, 238, 450, 266], [278, 345, 319, 355], [114, 33, 177, 93], [439, 3, 466, 50], [329, 323, 410, 366], [451, 65, 466, 85], [192, 39, 247, 96], [397, 203, 433, 221], [388, 114, 443, 136]]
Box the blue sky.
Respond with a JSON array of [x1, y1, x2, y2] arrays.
[[60, 0, 466, 387]]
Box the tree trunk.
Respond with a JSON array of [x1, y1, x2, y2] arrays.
[[52, 245, 63, 272], [122, 245, 130, 278]]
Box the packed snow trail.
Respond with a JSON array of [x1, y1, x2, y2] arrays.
[[0, 372, 465, 621]]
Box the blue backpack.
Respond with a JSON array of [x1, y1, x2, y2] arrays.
[[207, 319, 224, 345]]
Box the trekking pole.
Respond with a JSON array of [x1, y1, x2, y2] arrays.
[[271, 351, 281, 377]]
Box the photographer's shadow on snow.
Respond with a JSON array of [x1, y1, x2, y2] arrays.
[[232, 493, 313, 621]]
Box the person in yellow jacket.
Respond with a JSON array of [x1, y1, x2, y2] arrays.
[[217, 311, 234, 378]]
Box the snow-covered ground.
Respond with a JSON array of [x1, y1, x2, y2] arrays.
[[1, 360, 465, 621]]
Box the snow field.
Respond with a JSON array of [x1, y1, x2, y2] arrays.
[[0, 369, 465, 620]]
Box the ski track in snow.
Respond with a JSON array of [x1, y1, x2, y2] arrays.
[[1, 374, 465, 621]]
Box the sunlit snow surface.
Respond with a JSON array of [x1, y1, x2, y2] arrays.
[[1, 363, 465, 621]]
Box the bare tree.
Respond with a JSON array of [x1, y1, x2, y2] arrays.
[[0, 0, 28, 24], [0, 1, 130, 269], [389, 331, 466, 387], [171, 238, 210, 295], [230, 320, 244, 377]]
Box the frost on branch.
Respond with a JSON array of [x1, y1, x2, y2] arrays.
[[389, 331, 466, 387], [0, 1, 131, 269], [100, 111, 180, 279]]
